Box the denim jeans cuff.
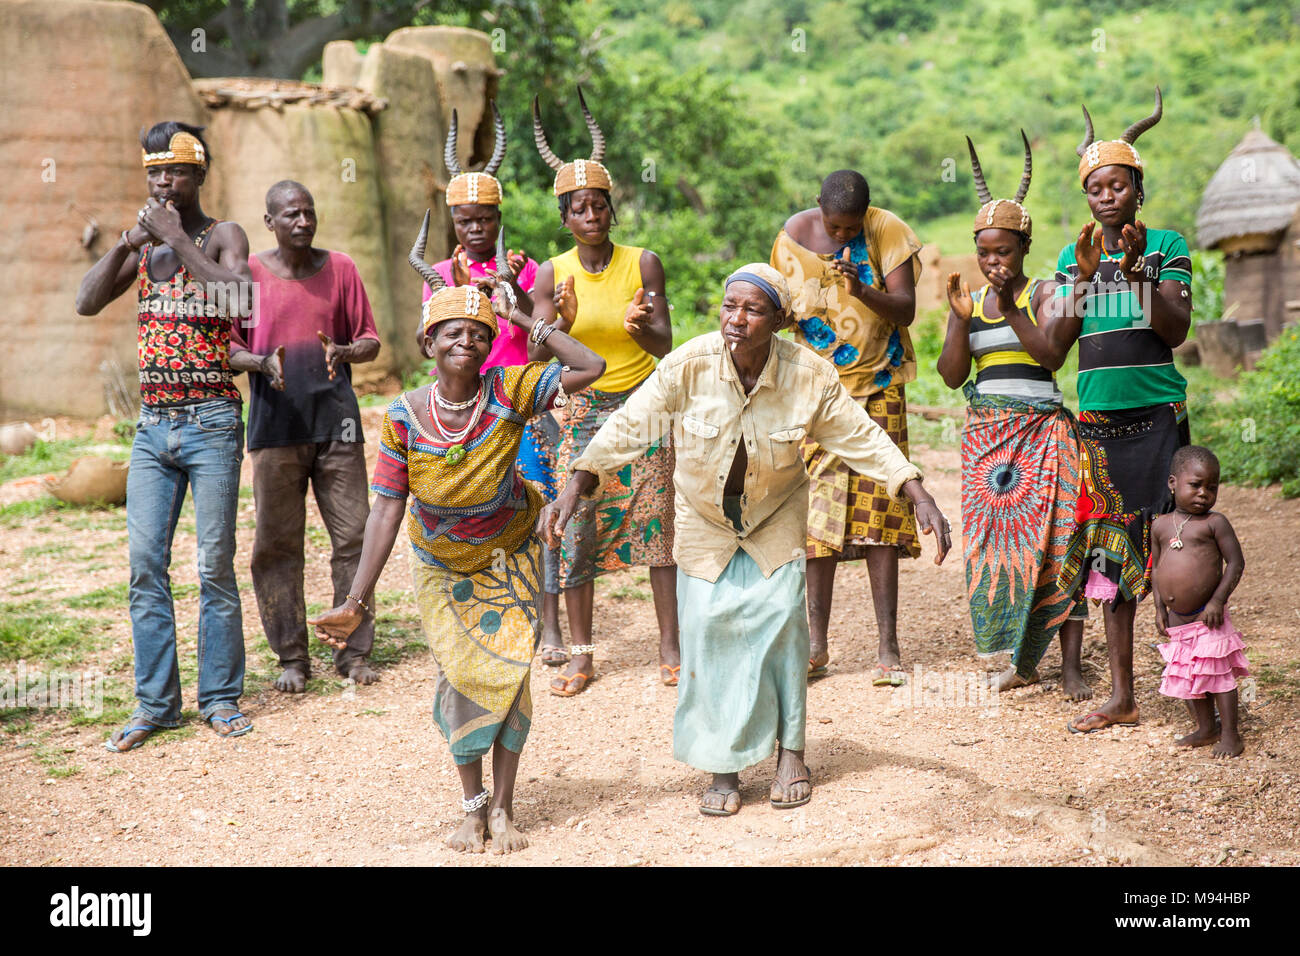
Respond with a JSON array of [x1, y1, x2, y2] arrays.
[[200, 701, 247, 722], [132, 707, 181, 729]]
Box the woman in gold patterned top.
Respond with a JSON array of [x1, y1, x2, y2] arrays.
[[770, 169, 925, 685]]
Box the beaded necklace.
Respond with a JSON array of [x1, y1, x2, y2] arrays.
[[427, 379, 487, 465]]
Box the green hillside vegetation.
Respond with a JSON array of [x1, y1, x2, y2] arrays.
[[468, 0, 1297, 337]]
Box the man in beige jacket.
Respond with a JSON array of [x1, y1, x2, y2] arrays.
[[539, 263, 950, 818]]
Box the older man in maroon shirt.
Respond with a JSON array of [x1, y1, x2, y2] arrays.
[[231, 180, 381, 692]]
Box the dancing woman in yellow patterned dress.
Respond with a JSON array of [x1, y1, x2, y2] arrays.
[[310, 213, 604, 855]]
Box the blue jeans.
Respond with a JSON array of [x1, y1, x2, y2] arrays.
[[127, 400, 245, 725]]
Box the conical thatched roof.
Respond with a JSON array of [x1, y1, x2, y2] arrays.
[[1196, 125, 1300, 251]]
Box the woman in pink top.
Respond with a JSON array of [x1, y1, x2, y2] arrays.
[[418, 104, 564, 651]]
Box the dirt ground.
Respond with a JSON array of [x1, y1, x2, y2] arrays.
[[1, 405, 1297, 867]]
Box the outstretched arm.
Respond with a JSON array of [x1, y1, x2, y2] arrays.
[[537, 366, 673, 547]]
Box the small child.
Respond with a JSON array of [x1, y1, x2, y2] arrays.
[[1150, 446, 1248, 758]]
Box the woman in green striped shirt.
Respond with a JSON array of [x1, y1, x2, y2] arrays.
[[1053, 89, 1194, 735]]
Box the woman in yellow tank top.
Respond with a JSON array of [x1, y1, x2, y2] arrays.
[[529, 89, 679, 697]]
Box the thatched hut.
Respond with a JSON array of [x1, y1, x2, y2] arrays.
[[1195, 124, 1300, 342]]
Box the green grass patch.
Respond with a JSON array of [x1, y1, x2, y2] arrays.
[[65, 583, 129, 610], [0, 610, 114, 668], [20, 542, 72, 559], [0, 435, 127, 484]]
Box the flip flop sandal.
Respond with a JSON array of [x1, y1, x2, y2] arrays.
[[209, 712, 254, 738], [770, 773, 812, 810], [539, 644, 570, 667], [659, 664, 680, 686], [549, 670, 594, 698], [1067, 711, 1138, 735], [103, 721, 158, 753], [871, 666, 907, 687], [808, 657, 829, 680], [700, 786, 741, 817]]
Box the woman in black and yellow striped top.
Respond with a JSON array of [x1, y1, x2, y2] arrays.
[[937, 132, 1090, 703]]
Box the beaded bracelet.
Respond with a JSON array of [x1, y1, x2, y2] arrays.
[[553, 366, 572, 409], [346, 593, 370, 612], [529, 321, 557, 347]]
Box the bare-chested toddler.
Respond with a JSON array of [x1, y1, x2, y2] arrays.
[[1150, 446, 1248, 758]]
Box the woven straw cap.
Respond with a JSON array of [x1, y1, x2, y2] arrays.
[[973, 199, 1032, 237], [553, 159, 612, 197], [446, 172, 503, 207], [1078, 140, 1143, 184], [421, 285, 498, 338], [141, 132, 207, 168]]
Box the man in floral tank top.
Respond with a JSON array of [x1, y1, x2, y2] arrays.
[[76, 121, 254, 751]]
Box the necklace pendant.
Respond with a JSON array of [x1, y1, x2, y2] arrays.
[[445, 443, 467, 465], [1170, 538, 1183, 550]]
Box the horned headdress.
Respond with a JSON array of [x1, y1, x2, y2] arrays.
[[967, 130, 1033, 237], [1077, 86, 1163, 185], [444, 101, 507, 207], [408, 209, 511, 337], [533, 86, 613, 197]]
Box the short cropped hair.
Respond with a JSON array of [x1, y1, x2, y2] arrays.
[[819, 170, 871, 216], [266, 180, 313, 213], [139, 120, 212, 166], [1170, 445, 1219, 477]]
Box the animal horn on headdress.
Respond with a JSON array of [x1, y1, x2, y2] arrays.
[[966, 137, 993, 206], [533, 96, 564, 171], [408, 210, 444, 291], [576, 85, 605, 164], [444, 110, 463, 178], [1014, 128, 1033, 204], [1076, 104, 1096, 157], [484, 101, 507, 176], [1121, 85, 1163, 145], [495, 226, 510, 277]]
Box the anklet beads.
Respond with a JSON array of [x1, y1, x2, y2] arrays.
[[461, 789, 490, 813]]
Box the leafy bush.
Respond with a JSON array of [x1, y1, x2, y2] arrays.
[[1194, 326, 1300, 497]]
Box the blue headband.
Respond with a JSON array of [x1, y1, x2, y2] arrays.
[[725, 272, 784, 313]]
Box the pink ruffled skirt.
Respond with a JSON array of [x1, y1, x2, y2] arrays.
[[1157, 610, 1249, 700]]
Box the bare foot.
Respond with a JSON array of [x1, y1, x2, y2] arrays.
[[488, 807, 528, 854], [347, 661, 379, 685], [447, 810, 487, 853], [1061, 669, 1093, 701], [989, 666, 1039, 693], [770, 748, 811, 808], [1211, 730, 1244, 759], [274, 668, 307, 693], [1175, 723, 1221, 749]]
